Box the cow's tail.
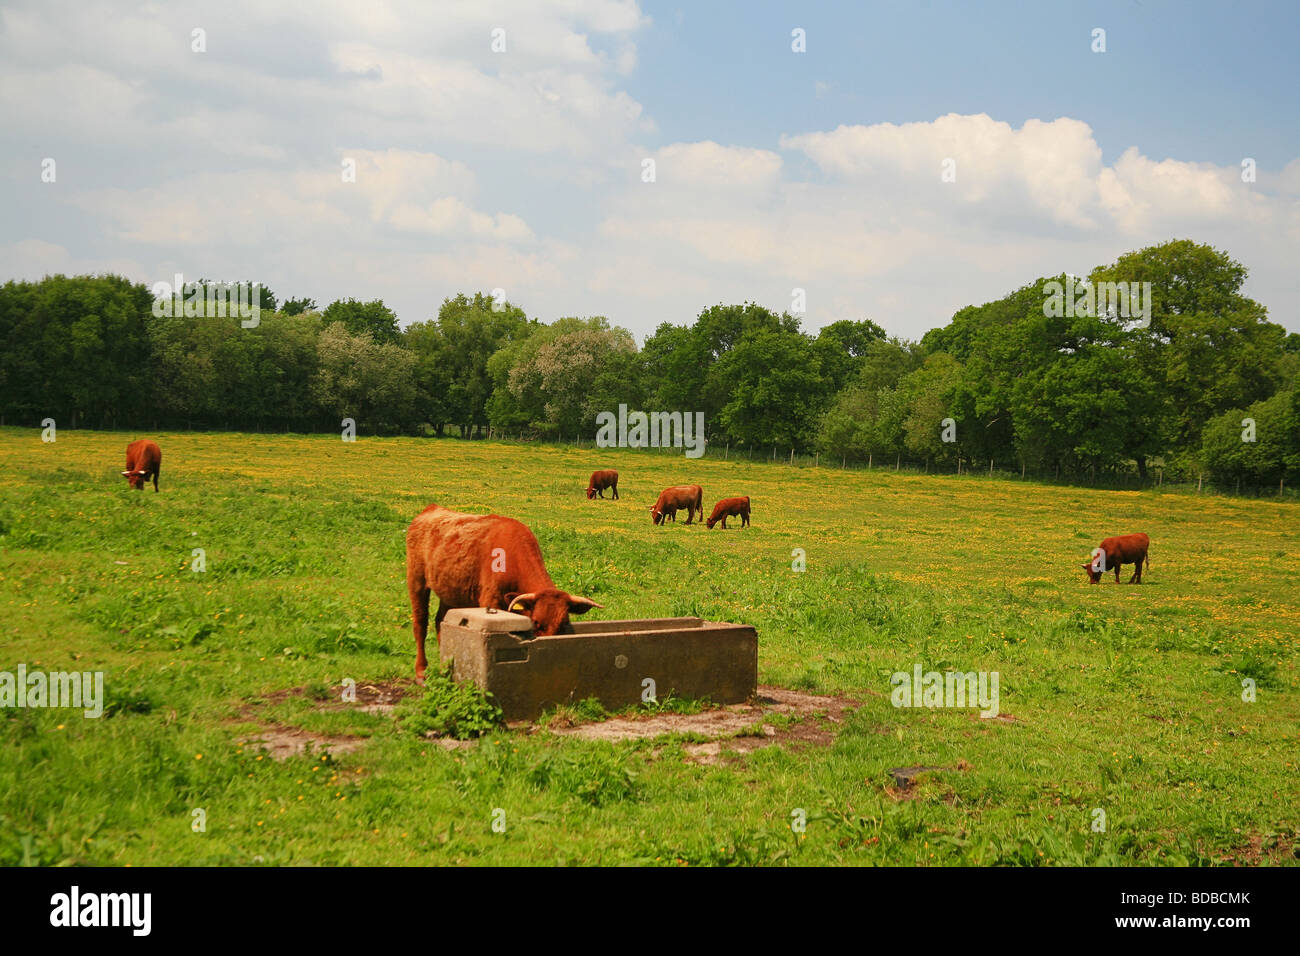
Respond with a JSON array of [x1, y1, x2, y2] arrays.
[[1145, 546, 1151, 571]]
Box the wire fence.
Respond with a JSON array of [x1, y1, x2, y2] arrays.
[[485, 430, 1297, 502]]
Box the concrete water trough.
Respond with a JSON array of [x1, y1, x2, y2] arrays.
[[438, 607, 758, 721]]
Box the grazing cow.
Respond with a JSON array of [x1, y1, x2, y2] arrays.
[[586, 469, 619, 500], [650, 484, 703, 525], [706, 496, 750, 529], [405, 503, 602, 682], [1082, 532, 1150, 584], [121, 439, 162, 492], [648, 485, 699, 525]]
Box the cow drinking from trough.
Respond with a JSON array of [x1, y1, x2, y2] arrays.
[[706, 496, 750, 529], [1083, 532, 1150, 584], [586, 469, 619, 499], [121, 439, 162, 492], [650, 484, 703, 525], [405, 503, 603, 682]]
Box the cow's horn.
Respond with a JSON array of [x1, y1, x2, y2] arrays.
[[121, 470, 131, 476]]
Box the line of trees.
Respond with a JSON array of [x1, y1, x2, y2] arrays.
[[1, 240, 1297, 488]]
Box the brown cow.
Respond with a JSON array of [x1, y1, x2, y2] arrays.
[[586, 469, 619, 499], [650, 484, 703, 525], [121, 439, 162, 492], [706, 496, 750, 529], [405, 503, 602, 682], [1082, 532, 1150, 584]]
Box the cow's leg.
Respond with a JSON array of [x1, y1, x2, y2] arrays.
[[1130, 555, 1144, 583], [721, 515, 728, 528], [1114, 563, 1121, 583], [152, 465, 159, 492], [409, 575, 430, 683], [613, 485, 619, 499]]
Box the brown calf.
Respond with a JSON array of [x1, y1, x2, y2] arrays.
[[121, 439, 162, 492], [405, 503, 602, 682], [586, 469, 619, 499], [706, 496, 750, 529], [651, 484, 703, 525], [1083, 532, 1150, 584]]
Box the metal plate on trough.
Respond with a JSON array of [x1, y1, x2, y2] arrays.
[[438, 607, 758, 720]]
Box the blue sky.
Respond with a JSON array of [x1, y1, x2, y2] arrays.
[[2, 0, 1297, 338], [630, 1, 1300, 165]]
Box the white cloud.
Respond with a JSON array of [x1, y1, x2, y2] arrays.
[[0, 0, 1296, 339], [654, 141, 783, 188]]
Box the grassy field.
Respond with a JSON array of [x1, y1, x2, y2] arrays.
[[1, 427, 1297, 866]]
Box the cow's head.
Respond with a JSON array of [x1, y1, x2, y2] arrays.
[[1081, 560, 1103, 584], [586, 486, 597, 500], [121, 468, 149, 490], [504, 589, 602, 636], [650, 504, 663, 525]]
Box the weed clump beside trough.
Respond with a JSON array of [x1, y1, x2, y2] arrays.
[[526, 747, 637, 807], [397, 666, 503, 740]]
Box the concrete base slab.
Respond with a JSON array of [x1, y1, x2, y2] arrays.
[[438, 607, 758, 720]]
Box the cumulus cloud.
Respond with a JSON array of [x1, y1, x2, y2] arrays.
[[653, 141, 783, 188], [1, 0, 1296, 339]]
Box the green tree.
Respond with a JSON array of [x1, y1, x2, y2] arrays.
[[1202, 391, 1295, 489], [321, 298, 400, 344], [1089, 240, 1289, 448], [281, 297, 317, 316], [313, 322, 417, 431], [713, 325, 826, 451], [814, 318, 887, 396], [897, 353, 963, 468], [0, 275, 154, 428], [421, 292, 532, 437], [486, 316, 637, 438]]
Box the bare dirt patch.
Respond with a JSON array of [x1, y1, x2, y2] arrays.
[[233, 679, 416, 760], [321, 679, 416, 715], [238, 679, 415, 719], [1214, 831, 1299, 866], [237, 680, 858, 761], [547, 685, 860, 764], [240, 725, 369, 761]]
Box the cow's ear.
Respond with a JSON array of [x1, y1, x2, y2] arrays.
[[567, 596, 603, 614], [504, 592, 536, 613]]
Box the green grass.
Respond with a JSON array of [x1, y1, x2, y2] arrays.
[[396, 666, 503, 740], [0, 427, 1297, 866]]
